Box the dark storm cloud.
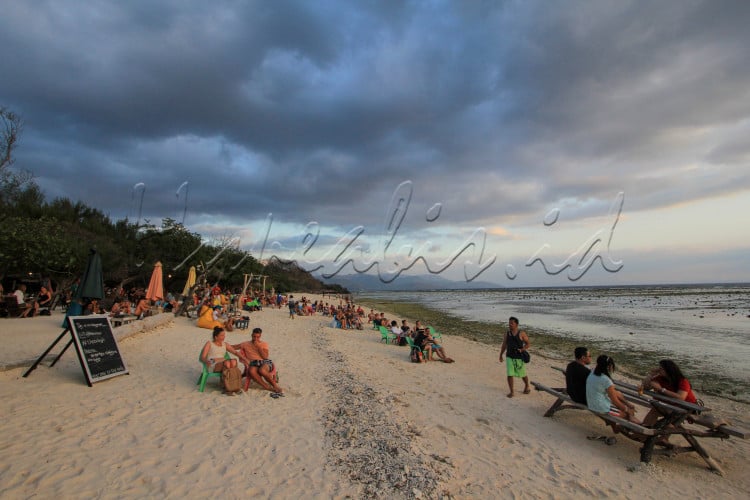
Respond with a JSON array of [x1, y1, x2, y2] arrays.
[[1, 0, 749, 232]]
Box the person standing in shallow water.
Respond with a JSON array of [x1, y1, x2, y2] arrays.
[[499, 316, 531, 397]]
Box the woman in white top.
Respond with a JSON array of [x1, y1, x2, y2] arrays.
[[200, 326, 247, 372]]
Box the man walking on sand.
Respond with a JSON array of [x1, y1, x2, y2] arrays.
[[288, 295, 296, 319], [499, 316, 531, 397]]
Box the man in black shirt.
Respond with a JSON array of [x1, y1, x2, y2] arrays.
[[414, 328, 454, 363], [565, 347, 592, 405]]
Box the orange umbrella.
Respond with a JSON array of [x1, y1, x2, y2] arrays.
[[146, 261, 164, 302]]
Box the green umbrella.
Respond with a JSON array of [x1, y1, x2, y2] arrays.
[[74, 249, 104, 300]]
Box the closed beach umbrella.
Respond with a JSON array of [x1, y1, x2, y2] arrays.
[[182, 265, 196, 296], [64, 248, 103, 324], [145, 261, 164, 302], [74, 249, 104, 300]]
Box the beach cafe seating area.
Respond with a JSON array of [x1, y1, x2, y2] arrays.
[[1, 295, 24, 318], [533, 366, 748, 476]]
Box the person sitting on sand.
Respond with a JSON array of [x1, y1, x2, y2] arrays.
[[566, 347, 592, 405], [200, 326, 247, 373], [414, 326, 454, 363], [586, 355, 639, 424], [348, 310, 363, 329], [498, 316, 530, 397], [212, 305, 235, 331], [233, 327, 283, 394], [197, 303, 227, 330], [641, 359, 698, 426]]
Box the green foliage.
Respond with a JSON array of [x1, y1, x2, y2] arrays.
[[0, 216, 89, 278], [0, 199, 346, 293], [0, 105, 348, 293]]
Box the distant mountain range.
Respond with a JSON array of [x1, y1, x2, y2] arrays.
[[318, 273, 500, 291]]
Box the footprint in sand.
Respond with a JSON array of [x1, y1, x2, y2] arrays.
[[436, 424, 457, 436]]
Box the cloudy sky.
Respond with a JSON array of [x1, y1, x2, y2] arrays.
[[2, 0, 749, 286]]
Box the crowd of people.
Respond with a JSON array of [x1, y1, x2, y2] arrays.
[[197, 300, 704, 424], [8, 278, 698, 425], [2, 282, 55, 318], [367, 310, 455, 363]]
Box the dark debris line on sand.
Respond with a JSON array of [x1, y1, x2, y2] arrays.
[[312, 327, 451, 499]]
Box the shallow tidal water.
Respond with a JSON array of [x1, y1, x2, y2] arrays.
[[356, 284, 750, 402]]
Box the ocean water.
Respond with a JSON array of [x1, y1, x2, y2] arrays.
[[356, 284, 750, 402]]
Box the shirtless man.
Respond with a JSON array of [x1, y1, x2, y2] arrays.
[[234, 328, 283, 394]]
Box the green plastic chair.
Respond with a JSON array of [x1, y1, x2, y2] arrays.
[[427, 326, 442, 340], [197, 352, 230, 392], [405, 335, 429, 359], [378, 325, 397, 344]]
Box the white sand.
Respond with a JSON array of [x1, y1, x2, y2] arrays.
[[1, 296, 749, 498]]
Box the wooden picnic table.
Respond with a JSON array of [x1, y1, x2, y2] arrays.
[[535, 367, 748, 475]]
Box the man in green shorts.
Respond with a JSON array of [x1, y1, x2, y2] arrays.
[[498, 316, 531, 397]]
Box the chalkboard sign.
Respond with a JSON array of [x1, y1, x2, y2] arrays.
[[68, 315, 128, 385]]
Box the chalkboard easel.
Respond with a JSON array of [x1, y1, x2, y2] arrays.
[[23, 315, 129, 386]]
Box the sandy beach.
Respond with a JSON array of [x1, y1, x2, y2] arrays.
[[1, 295, 749, 499]]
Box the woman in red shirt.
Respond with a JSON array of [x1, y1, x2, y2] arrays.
[[642, 359, 698, 426]]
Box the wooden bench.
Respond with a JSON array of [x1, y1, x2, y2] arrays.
[[533, 376, 747, 476], [111, 315, 138, 327], [2, 296, 25, 318]]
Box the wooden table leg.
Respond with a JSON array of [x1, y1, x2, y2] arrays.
[[544, 398, 565, 417], [681, 433, 724, 476]]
